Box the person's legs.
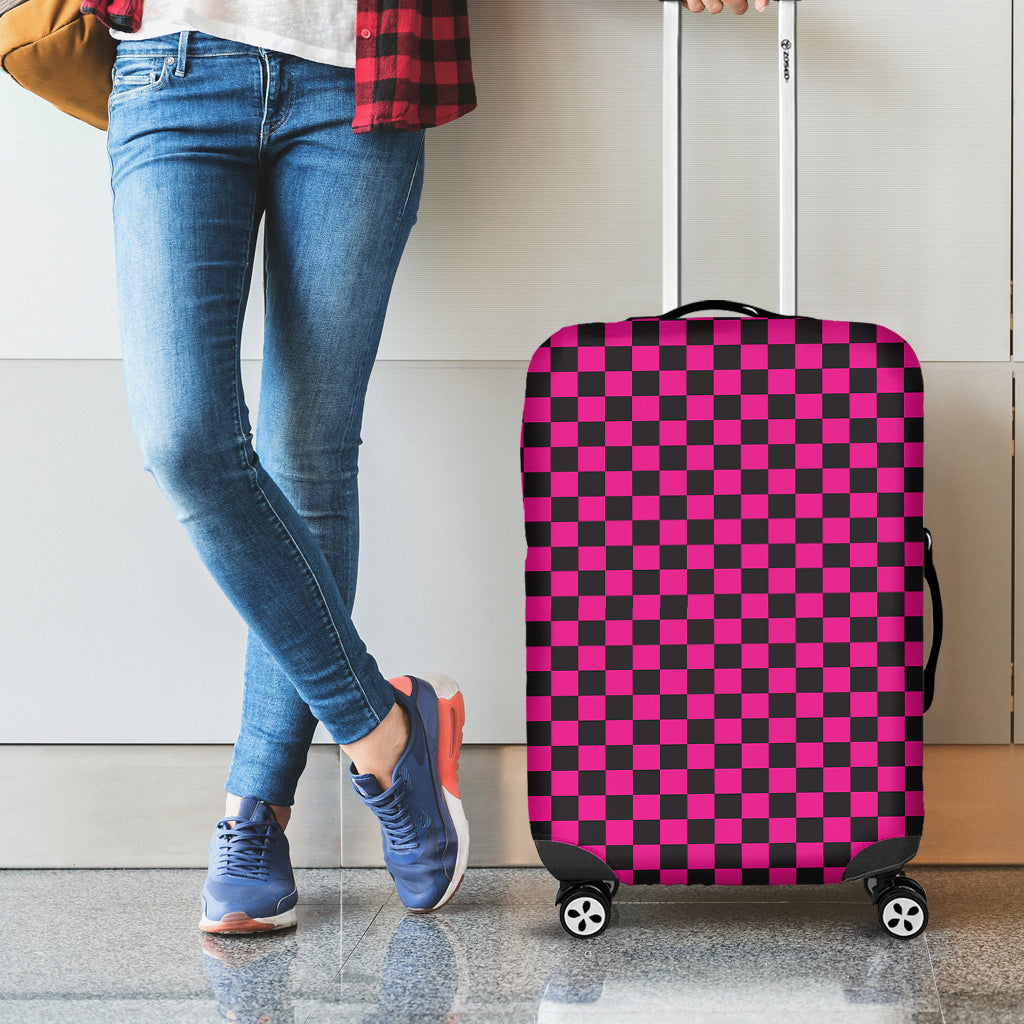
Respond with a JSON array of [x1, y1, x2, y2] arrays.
[[225, 49, 425, 808], [108, 32, 398, 782], [107, 31, 466, 928]]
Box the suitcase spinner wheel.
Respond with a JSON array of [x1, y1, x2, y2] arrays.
[[871, 874, 929, 939], [557, 882, 614, 938]]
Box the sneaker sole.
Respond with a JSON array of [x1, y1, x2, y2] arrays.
[[199, 907, 298, 934], [416, 672, 471, 912]]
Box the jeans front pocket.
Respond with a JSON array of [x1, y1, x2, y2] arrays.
[[109, 54, 174, 105]]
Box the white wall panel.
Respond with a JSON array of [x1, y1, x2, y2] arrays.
[[676, 2, 1009, 362], [0, 360, 249, 742], [0, 360, 531, 744], [0, 75, 268, 361], [0, 84, 120, 359], [0, 0, 664, 361], [378, 0, 664, 360], [1013, 0, 1024, 744], [921, 363, 1012, 743], [0, 745, 341, 867], [354, 361, 528, 742]]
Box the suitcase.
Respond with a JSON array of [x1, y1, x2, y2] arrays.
[[520, 1, 943, 940]]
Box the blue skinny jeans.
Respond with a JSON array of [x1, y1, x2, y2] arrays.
[[107, 31, 424, 805]]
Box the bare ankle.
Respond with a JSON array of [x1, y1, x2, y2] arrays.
[[342, 701, 411, 791]]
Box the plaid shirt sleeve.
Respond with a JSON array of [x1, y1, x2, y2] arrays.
[[79, 0, 476, 134], [79, 0, 143, 32], [353, 0, 477, 134]]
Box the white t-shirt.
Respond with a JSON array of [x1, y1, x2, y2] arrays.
[[109, 1, 357, 69]]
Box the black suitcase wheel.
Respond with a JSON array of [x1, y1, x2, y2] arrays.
[[896, 875, 928, 902], [865, 873, 927, 903], [877, 886, 929, 939], [558, 884, 611, 938]]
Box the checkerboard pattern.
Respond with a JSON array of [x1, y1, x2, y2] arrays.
[[522, 316, 926, 886]]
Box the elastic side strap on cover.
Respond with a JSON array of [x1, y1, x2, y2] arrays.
[[923, 528, 942, 713]]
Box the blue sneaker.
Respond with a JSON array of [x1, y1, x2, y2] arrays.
[[199, 796, 298, 934], [350, 673, 469, 912]]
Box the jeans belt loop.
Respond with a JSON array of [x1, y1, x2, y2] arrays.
[[175, 30, 189, 78]]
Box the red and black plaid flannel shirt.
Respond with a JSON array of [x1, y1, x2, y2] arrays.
[[79, 0, 476, 133]]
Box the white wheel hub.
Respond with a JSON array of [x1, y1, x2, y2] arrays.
[[563, 894, 607, 936], [881, 894, 926, 937]]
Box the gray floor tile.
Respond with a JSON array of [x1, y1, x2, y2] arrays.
[[936, 994, 1024, 1024], [0, 868, 388, 1023], [312, 869, 940, 1024], [911, 868, 1024, 989], [909, 867, 1024, 1021], [0, 866, 1020, 1024], [0, 999, 297, 1024], [0, 869, 212, 1000]]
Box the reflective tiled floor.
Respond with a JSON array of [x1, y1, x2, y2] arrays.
[[0, 867, 1021, 1023]]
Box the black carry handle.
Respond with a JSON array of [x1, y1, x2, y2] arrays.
[[662, 300, 790, 319], [923, 528, 942, 714], [630, 300, 811, 321]]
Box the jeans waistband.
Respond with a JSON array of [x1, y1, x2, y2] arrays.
[[115, 31, 275, 75]]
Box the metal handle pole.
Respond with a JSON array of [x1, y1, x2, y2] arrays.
[[778, 0, 798, 316], [666, 2, 798, 316], [662, 1, 682, 313]]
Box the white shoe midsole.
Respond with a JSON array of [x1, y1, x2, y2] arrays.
[[440, 786, 470, 906], [199, 906, 297, 930]]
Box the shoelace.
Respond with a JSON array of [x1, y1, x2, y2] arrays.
[[371, 782, 421, 854], [215, 818, 274, 880]]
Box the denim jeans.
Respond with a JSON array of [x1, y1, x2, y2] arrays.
[[107, 31, 425, 805]]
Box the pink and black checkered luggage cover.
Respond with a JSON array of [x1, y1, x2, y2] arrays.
[[520, 2, 942, 939], [520, 309, 942, 936]]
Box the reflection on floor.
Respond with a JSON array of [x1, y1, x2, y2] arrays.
[[0, 867, 1021, 1023]]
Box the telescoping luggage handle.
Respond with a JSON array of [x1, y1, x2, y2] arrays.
[[661, 0, 800, 317]]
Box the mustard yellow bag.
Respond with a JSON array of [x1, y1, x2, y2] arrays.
[[0, 0, 115, 129]]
